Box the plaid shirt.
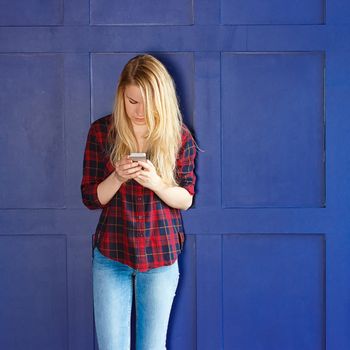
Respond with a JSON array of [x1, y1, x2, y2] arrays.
[[81, 114, 197, 272]]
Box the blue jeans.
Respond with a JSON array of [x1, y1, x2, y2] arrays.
[[92, 246, 180, 350]]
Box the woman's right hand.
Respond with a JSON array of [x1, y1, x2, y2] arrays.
[[114, 155, 142, 183]]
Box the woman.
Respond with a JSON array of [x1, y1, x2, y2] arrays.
[[81, 54, 198, 350]]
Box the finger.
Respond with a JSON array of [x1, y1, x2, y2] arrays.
[[126, 165, 142, 175], [119, 162, 132, 168], [120, 158, 133, 166], [131, 171, 142, 179], [146, 159, 156, 169], [120, 168, 140, 179], [136, 169, 148, 177], [120, 161, 139, 171], [132, 171, 144, 181], [137, 160, 151, 170]]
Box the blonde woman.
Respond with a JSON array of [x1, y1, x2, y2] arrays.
[[81, 54, 198, 350]]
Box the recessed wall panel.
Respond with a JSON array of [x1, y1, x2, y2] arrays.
[[223, 234, 325, 350], [90, 0, 193, 25], [221, 52, 325, 208], [221, 0, 324, 25], [0, 235, 67, 349], [0, 54, 65, 208], [0, 0, 63, 25]]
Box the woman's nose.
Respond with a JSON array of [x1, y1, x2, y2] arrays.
[[137, 104, 144, 116]]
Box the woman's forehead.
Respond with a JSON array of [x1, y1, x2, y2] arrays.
[[124, 84, 142, 97]]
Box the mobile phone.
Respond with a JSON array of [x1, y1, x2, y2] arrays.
[[129, 152, 147, 162]]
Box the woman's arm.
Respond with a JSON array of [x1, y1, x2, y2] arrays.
[[135, 126, 197, 210], [81, 123, 111, 210], [96, 172, 122, 206], [96, 156, 143, 205], [153, 182, 193, 210], [81, 121, 142, 209], [134, 159, 195, 210]]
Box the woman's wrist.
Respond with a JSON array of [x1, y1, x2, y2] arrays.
[[96, 171, 123, 206], [153, 179, 169, 196], [113, 171, 125, 186]]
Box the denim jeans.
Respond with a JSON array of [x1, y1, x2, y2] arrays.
[[92, 246, 180, 350]]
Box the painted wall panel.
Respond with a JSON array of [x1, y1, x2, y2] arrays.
[[64, 0, 90, 25], [0, 54, 65, 208], [221, 0, 324, 24], [222, 52, 325, 208], [194, 0, 220, 24], [223, 234, 325, 350], [0, 235, 67, 349], [194, 52, 221, 208], [90, 0, 193, 25], [0, 0, 63, 25], [327, 0, 350, 24]]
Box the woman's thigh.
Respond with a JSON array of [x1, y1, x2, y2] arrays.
[[92, 247, 134, 350], [135, 260, 180, 350]]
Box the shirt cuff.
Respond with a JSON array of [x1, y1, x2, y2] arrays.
[[88, 182, 109, 209], [183, 183, 195, 196]]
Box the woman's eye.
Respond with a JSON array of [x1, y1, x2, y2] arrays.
[[129, 100, 137, 104]]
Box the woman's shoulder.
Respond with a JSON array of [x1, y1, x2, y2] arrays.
[[88, 114, 112, 141], [180, 121, 193, 137], [91, 114, 112, 131], [177, 122, 198, 160], [180, 122, 195, 146]]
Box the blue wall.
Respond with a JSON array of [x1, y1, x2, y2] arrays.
[[1, 1, 350, 349]]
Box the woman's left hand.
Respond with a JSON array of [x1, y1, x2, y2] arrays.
[[134, 159, 164, 191]]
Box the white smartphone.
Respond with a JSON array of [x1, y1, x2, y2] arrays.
[[129, 152, 147, 162]]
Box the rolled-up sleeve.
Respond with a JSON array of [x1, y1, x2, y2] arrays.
[[80, 123, 109, 210], [176, 126, 197, 196]]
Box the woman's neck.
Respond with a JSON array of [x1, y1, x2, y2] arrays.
[[132, 125, 148, 152], [132, 124, 147, 138]]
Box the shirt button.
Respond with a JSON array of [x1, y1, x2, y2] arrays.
[[138, 215, 143, 219], [137, 197, 142, 201]]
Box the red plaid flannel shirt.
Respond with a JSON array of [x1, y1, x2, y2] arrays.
[[81, 114, 197, 271]]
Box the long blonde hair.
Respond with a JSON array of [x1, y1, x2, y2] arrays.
[[107, 54, 185, 186]]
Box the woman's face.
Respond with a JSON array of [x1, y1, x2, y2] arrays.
[[124, 84, 146, 126]]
